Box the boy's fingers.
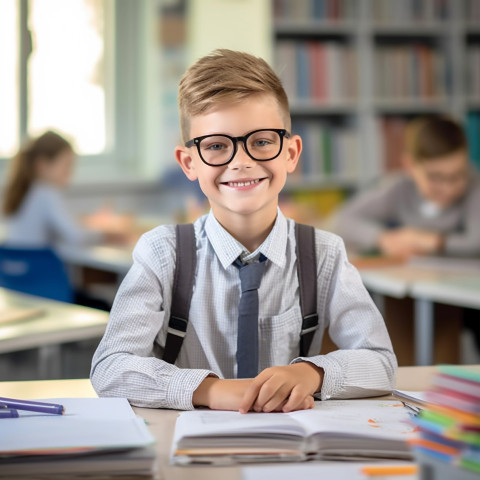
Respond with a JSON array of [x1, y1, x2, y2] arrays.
[[238, 376, 267, 413], [260, 385, 292, 413], [282, 387, 309, 413], [253, 379, 285, 412]]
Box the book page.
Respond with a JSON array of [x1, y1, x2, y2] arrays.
[[288, 400, 416, 440], [173, 410, 306, 441]]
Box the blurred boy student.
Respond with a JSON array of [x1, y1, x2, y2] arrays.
[[335, 116, 480, 258], [2, 131, 103, 248], [91, 50, 396, 413]]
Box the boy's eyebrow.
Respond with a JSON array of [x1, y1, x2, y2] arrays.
[[192, 127, 287, 137]]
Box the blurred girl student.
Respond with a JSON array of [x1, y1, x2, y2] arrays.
[[2, 131, 104, 248]]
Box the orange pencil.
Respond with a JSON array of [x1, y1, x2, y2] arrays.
[[361, 465, 418, 477]]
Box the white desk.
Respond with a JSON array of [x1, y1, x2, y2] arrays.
[[359, 260, 480, 366], [58, 244, 133, 277], [0, 288, 109, 378]]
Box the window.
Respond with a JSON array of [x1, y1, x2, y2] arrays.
[[0, 0, 19, 158], [29, 0, 108, 154], [0, 0, 152, 180]]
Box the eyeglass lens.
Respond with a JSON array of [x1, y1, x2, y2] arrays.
[[198, 130, 283, 165]]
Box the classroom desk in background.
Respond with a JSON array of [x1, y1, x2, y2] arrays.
[[355, 257, 480, 367], [58, 244, 133, 277], [2, 365, 479, 480], [0, 287, 109, 379]]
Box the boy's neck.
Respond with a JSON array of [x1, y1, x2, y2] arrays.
[[212, 206, 277, 253]]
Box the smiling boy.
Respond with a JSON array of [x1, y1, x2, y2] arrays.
[[91, 50, 396, 412]]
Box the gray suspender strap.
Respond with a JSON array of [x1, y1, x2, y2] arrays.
[[295, 223, 319, 357], [163, 222, 319, 364], [163, 223, 196, 365]]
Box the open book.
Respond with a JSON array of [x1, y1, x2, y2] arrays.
[[172, 400, 417, 465]]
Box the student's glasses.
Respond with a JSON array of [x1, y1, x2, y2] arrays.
[[185, 128, 291, 167]]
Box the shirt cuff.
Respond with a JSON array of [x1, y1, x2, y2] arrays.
[[290, 356, 344, 401], [165, 368, 218, 410]]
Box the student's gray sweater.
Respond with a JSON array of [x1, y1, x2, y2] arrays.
[[333, 173, 480, 256]]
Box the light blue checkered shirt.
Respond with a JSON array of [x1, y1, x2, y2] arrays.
[[91, 209, 397, 410]]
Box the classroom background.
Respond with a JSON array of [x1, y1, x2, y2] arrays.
[[0, 0, 479, 381]]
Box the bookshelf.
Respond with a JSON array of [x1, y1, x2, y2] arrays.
[[272, 0, 480, 196]]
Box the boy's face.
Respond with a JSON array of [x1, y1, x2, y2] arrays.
[[175, 94, 301, 225], [407, 150, 470, 208]]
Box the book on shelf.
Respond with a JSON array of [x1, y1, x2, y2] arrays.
[[171, 399, 416, 466], [0, 397, 156, 477], [375, 116, 408, 173], [465, 0, 480, 23], [275, 40, 357, 104], [466, 46, 480, 100], [273, 0, 357, 23], [294, 120, 359, 179], [371, 0, 450, 25], [467, 112, 480, 171], [375, 45, 448, 101]]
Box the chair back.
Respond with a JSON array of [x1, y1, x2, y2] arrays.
[[0, 246, 73, 303]]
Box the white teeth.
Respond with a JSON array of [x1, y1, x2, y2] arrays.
[[228, 179, 260, 187]]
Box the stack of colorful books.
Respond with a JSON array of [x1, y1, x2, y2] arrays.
[[410, 365, 480, 479]]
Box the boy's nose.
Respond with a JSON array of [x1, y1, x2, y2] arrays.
[[228, 144, 256, 169]]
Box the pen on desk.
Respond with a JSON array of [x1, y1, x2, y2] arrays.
[[0, 406, 19, 418], [0, 396, 65, 415], [401, 401, 421, 416], [361, 465, 418, 477]]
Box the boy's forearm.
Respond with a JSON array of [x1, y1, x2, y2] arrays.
[[192, 376, 219, 407], [193, 377, 254, 410]]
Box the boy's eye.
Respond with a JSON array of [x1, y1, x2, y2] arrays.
[[253, 139, 272, 147], [203, 142, 228, 151]]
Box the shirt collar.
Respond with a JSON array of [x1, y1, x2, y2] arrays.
[[205, 209, 288, 270]]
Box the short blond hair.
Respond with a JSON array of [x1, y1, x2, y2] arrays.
[[405, 115, 467, 163], [178, 49, 290, 142]]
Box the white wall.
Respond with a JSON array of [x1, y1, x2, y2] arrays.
[[187, 0, 272, 64]]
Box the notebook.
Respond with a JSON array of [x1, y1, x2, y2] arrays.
[[171, 400, 417, 465], [0, 397, 156, 477]]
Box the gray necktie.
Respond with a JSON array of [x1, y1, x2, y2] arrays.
[[234, 254, 267, 379]]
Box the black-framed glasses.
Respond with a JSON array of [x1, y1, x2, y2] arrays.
[[185, 128, 291, 167]]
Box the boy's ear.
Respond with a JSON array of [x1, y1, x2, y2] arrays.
[[175, 146, 198, 181], [286, 134, 302, 174]]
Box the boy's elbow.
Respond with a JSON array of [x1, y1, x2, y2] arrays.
[[382, 347, 398, 391], [90, 356, 118, 397]]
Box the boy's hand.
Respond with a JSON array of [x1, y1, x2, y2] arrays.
[[193, 377, 253, 411], [379, 228, 443, 257], [239, 362, 323, 414]]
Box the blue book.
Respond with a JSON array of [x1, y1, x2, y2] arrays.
[[467, 113, 480, 171], [296, 43, 310, 100]]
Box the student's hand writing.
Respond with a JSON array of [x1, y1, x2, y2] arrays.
[[239, 362, 323, 414]]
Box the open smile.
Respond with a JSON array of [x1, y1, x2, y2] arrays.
[[221, 178, 267, 189]]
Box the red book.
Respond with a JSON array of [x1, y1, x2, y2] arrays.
[[309, 42, 322, 100]]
